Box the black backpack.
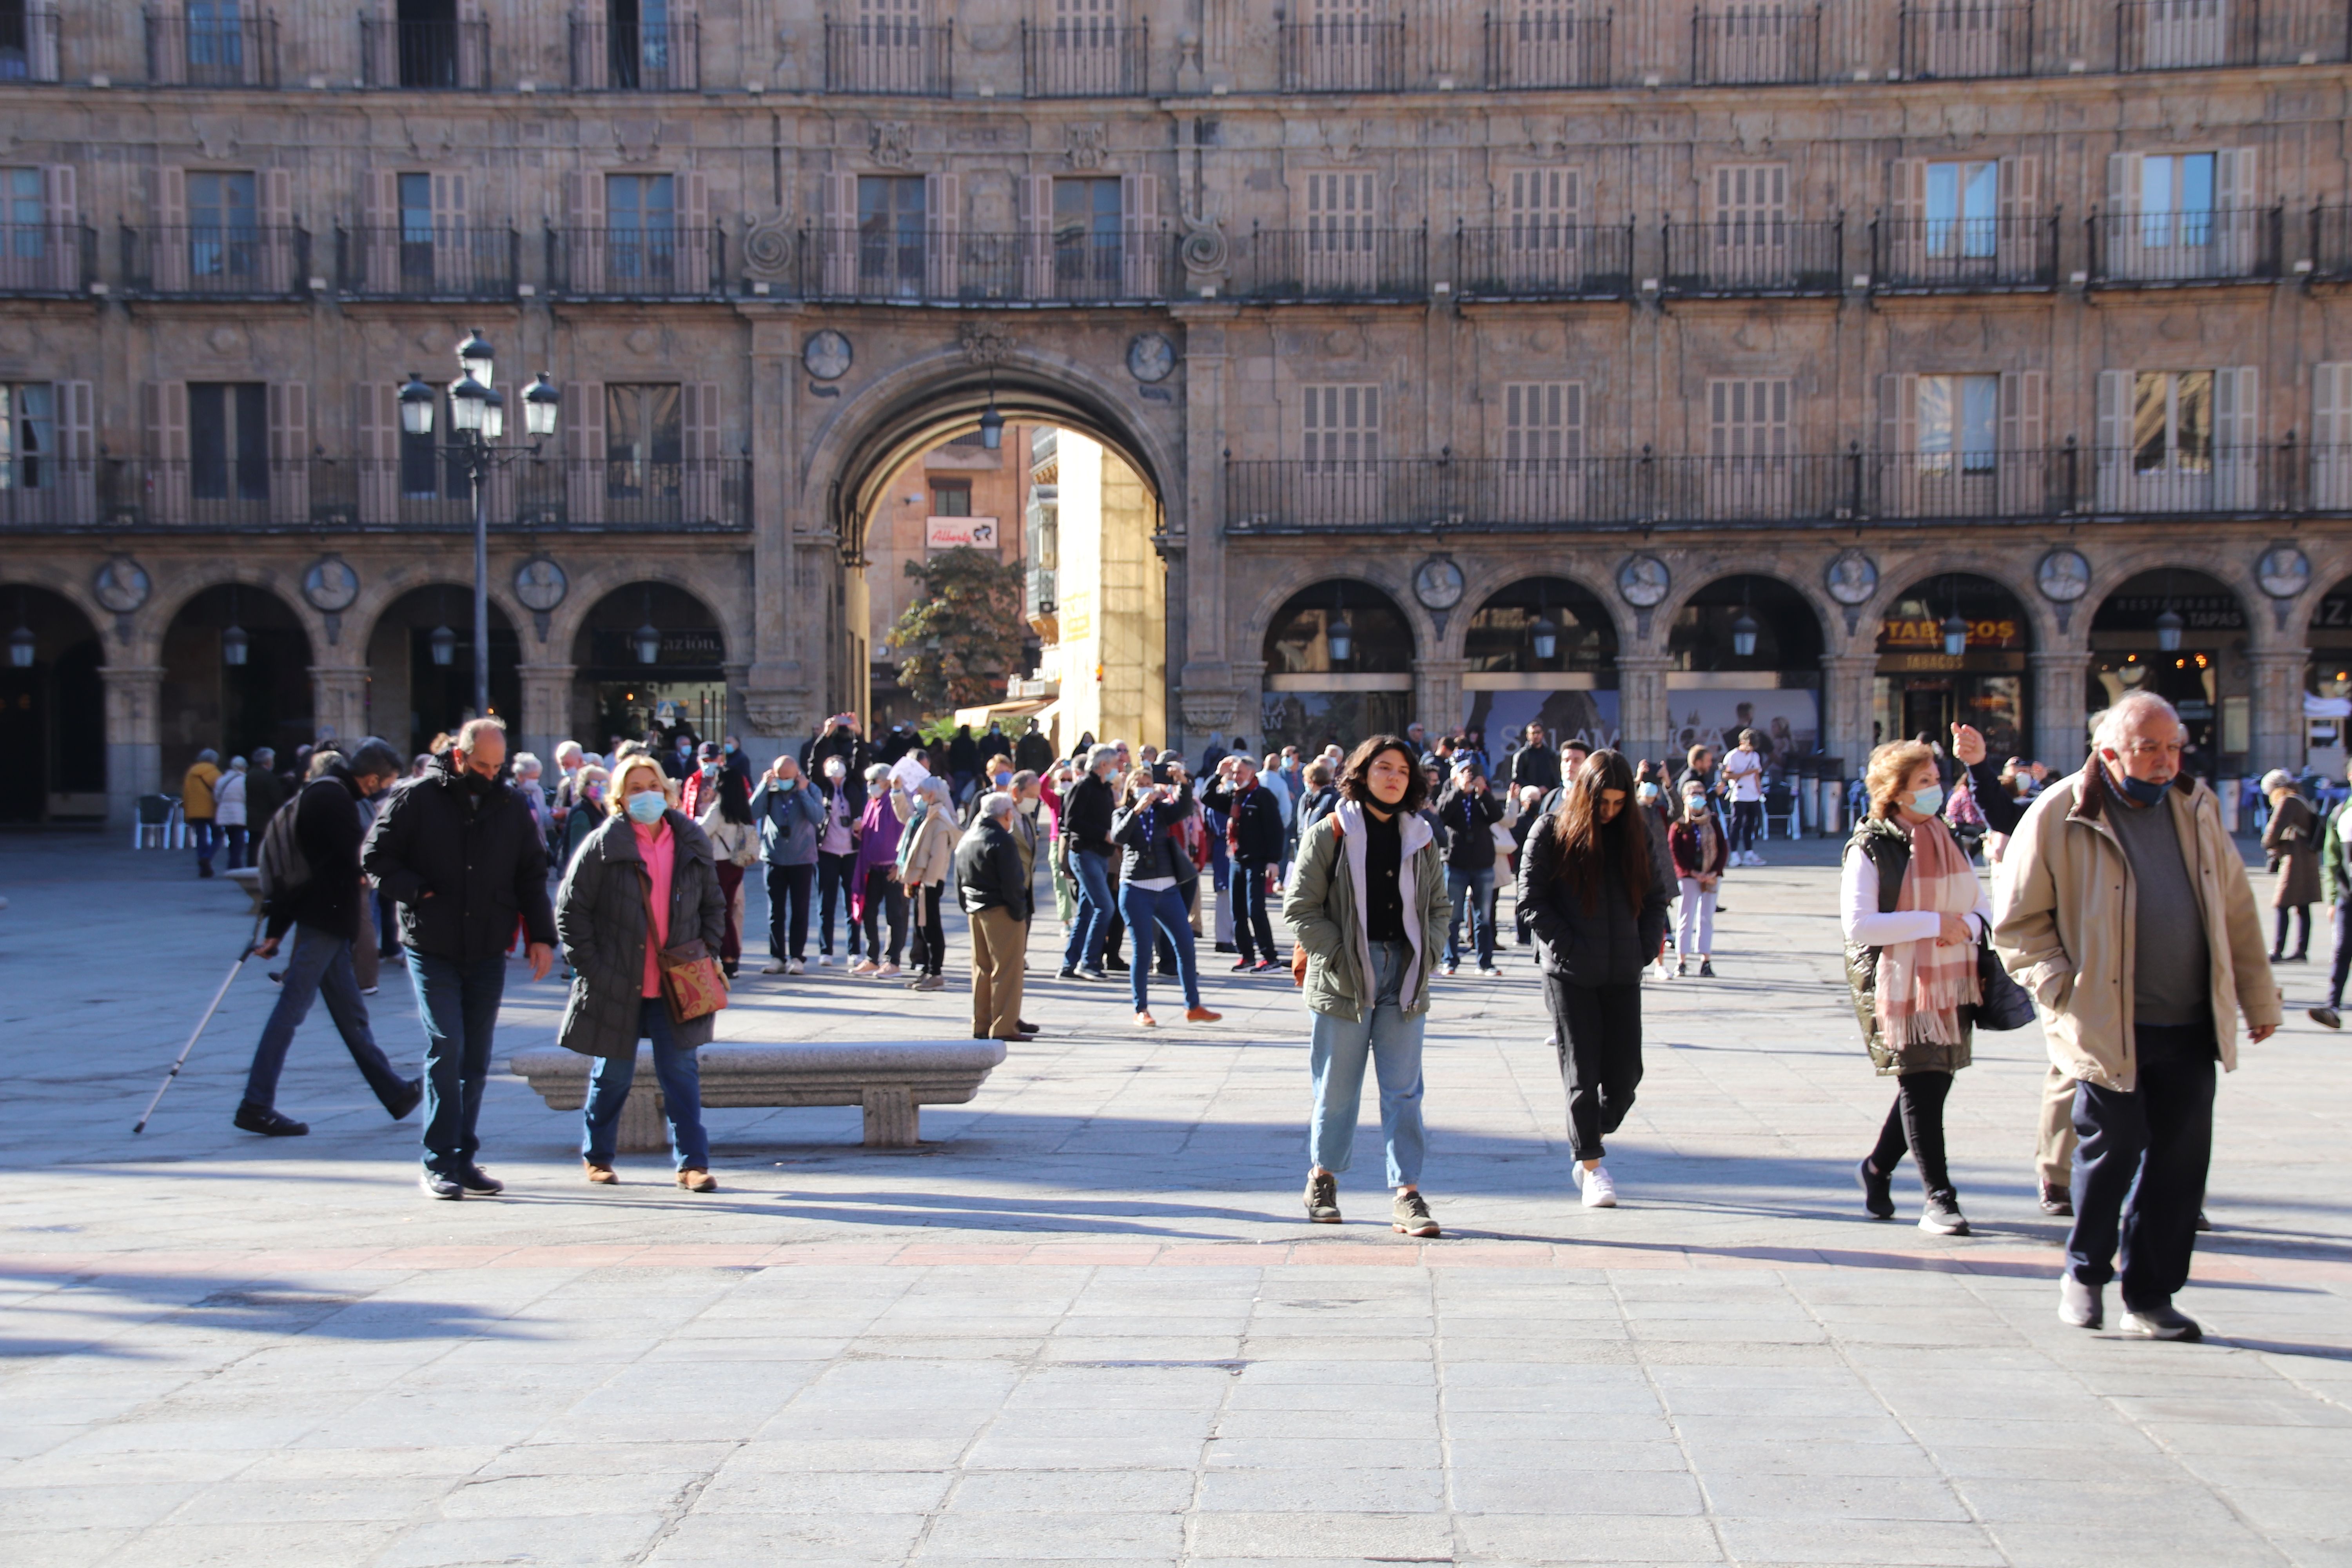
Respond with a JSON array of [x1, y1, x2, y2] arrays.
[[255, 791, 311, 903]]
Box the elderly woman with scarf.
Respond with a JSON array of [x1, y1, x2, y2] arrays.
[[895, 776, 957, 992], [848, 763, 911, 978], [1842, 737, 1993, 1236]]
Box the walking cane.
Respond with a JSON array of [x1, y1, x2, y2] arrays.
[[133, 913, 265, 1134]]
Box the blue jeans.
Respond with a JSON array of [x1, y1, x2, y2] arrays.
[[1118, 881, 1200, 1012], [1445, 865, 1495, 967], [581, 999, 711, 1169], [1232, 860, 1278, 964], [242, 923, 408, 1112], [406, 950, 507, 1175], [1308, 939, 1427, 1187], [1063, 848, 1113, 971], [188, 817, 218, 869]]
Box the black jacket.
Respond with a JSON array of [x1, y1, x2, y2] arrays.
[[554, 811, 727, 1059], [1967, 757, 2026, 835], [1205, 777, 1286, 864], [954, 817, 1033, 920], [1299, 785, 1339, 834], [1111, 790, 1200, 886], [243, 766, 290, 833], [362, 753, 557, 962], [1510, 746, 1563, 793], [265, 766, 369, 943], [800, 725, 873, 811], [1436, 784, 1505, 871], [1516, 810, 1676, 987], [1014, 728, 1056, 774], [1060, 769, 1118, 855]]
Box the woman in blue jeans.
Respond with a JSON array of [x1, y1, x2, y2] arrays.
[[1109, 763, 1222, 1028], [554, 754, 729, 1190], [1281, 735, 1452, 1237]]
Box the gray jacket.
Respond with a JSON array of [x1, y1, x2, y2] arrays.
[[554, 811, 728, 1059], [1280, 799, 1450, 1023], [749, 775, 826, 867]]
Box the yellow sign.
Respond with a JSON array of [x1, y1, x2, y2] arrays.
[[1060, 587, 1093, 645]]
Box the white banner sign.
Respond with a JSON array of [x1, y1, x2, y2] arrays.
[[926, 515, 1000, 552]]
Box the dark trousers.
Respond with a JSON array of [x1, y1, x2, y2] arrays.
[[221, 824, 250, 871], [764, 862, 814, 961], [1232, 859, 1278, 964], [859, 866, 907, 964], [242, 923, 408, 1111], [816, 850, 853, 955], [1867, 1069, 1955, 1197], [377, 890, 403, 957], [911, 882, 946, 975], [2273, 904, 2310, 959], [406, 950, 507, 1176], [188, 817, 218, 869], [1730, 799, 1764, 853], [1544, 977, 1644, 1161], [714, 860, 744, 965], [2330, 898, 2352, 1008], [2066, 1020, 2219, 1311]]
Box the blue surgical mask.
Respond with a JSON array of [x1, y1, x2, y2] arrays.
[[626, 791, 666, 824], [1907, 783, 1944, 817], [2117, 772, 2170, 807], [722, 741, 737, 755]]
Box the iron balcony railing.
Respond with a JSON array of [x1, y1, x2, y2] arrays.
[[1, 457, 751, 532], [0, 224, 96, 295], [1482, 8, 1613, 87], [1022, 19, 1148, 96], [824, 18, 952, 95], [2307, 205, 2352, 277], [0, 5, 62, 82], [360, 17, 490, 89], [2116, 0, 2258, 69], [336, 225, 519, 299], [2089, 205, 2280, 284], [1691, 5, 1821, 84], [1454, 221, 1636, 298], [1279, 18, 1405, 92], [1223, 225, 1429, 299], [125, 224, 310, 296], [1661, 217, 1844, 294], [1899, 1, 2034, 77], [146, 8, 279, 87], [800, 227, 1176, 303], [549, 225, 726, 297], [1873, 212, 2060, 289], [569, 17, 699, 90]]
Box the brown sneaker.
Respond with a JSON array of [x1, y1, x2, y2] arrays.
[[678, 1168, 717, 1192], [1304, 1171, 1341, 1224], [583, 1160, 617, 1185], [1391, 1189, 1441, 1238], [1184, 1006, 1223, 1023], [1134, 1011, 1158, 1027]]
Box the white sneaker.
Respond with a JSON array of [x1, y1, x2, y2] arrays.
[[1478, 966, 1503, 978], [1576, 1164, 1617, 1208], [817, 954, 834, 967], [760, 961, 788, 975], [1747, 851, 1766, 867], [1543, 1033, 1558, 1049], [786, 958, 805, 976], [1440, 962, 1458, 977]]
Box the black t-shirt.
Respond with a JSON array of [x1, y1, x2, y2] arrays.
[[1362, 806, 1405, 941]]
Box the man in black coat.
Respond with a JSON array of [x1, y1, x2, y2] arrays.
[[243, 745, 290, 833], [234, 739, 418, 1137], [801, 714, 874, 812], [362, 719, 556, 1200], [955, 794, 1035, 1042], [1437, 761, 1508, 974], [1509, 722, 1562, 793], [1014, 719, 1056, 775], [1203, 755, 1287, 971]]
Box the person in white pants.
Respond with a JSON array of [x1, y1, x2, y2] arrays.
[[1667, 782, 1727, 977]]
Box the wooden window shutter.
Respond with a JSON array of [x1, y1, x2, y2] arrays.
[[153, 167, 188, 292], [1121, 171, 1161, 297], [143, 381, 189, 522], [2218, 147, 2259, 273], [681, 381, 721, 522], [430, 171, 468, 292], [1998, 154, 2039, 278], [1023, 172, 1056, 298], [1889, 158, 1925, 279], [57, 380, 94, 517], [824, 170, 859, 294], [361, 170, 397, 291], [679, 170, 711, 291], [2215, 366, 2260, 508], [2315, 364, 2352, 507], [1999, 369, 2045, 513], [1877, 372, 1917, 514], [2094, 368, 2129, 508], [566, 170, 606, 294], [924, 171, 960, 298], [267, 381, 309, 524], [566, 380, 605, 524], [259, 168, 294, 292], [39, 165, 78, 290], [355, 380, 396, 523]]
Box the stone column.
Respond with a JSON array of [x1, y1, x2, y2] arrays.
[[517, 661, 576, 766], [1208, 659, 1265, 753], [744, 312, 812, 744], [1615, 654, 1671, 760], [309, 667, 370, 750], [2249, 648, 2308, 777], [1817, 653, 1878, 776], [1412, 658, 1469, 738], [1171, 307, 1235, 740], [2030, 649, 2092, 772], [101, 664, 163, 830]]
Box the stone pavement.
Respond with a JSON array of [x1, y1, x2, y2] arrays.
[[2, 832, 2348, 1568]]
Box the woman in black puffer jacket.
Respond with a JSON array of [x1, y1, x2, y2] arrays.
[[1516, 749, 1676, 1209]]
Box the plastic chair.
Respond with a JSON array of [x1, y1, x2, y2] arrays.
[[134, 794, 178, 849], [1762, 782, 1798, 840]]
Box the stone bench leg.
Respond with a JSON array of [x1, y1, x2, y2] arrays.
[[862, 1087, 919, 1148], [617, 1086, 669, 1155]]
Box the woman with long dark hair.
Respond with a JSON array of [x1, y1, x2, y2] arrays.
[[1518, 749, 1675, 1208], [695, 764, 760, 980], [1283, 735, 1452, 1236]]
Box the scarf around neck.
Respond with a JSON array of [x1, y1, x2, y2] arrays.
[[1874, 814, 1982, 1049]]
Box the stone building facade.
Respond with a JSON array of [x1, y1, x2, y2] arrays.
[[6, 0, 2352, 826]]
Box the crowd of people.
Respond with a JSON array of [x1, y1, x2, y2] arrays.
[[188, 688, 2290, 1345]]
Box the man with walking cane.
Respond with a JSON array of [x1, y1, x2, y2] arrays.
[[364, 719, 556, 1200], [234, 738, 421, 1136]]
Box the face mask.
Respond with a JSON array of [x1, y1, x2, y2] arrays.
[[825, 761, 846, 781], [1907, 783, 1944, 818], [700, 763, 720, 779], [722, 741, 737, 755], [1637, 783, 1659, 803], [626, 791, 666, 824], [994, 770, 1012, 787], [2116, 772, 2170, 807]]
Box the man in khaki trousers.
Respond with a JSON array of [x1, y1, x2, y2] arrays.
[[954, 793, 1034, 1044]]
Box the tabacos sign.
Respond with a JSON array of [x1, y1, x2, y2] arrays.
[[1878, 614, 2024, 651]]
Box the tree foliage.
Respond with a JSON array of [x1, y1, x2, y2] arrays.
[[885, 547, 1029, 714]]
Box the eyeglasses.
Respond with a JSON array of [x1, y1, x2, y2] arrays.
[[2120, 741, 2184, 759]]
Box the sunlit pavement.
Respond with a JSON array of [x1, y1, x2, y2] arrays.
[[3, 833, 2347, 1566]]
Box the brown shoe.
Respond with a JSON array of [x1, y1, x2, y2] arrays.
[[1185, 1006, 1222, 1023], [583, 1160, 617, 1185], [1134, 1011, 1158, 1027], [678, 1168, 717, 1192]]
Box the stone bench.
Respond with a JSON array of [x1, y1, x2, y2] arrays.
[[505, 1039, 1008, 1151]]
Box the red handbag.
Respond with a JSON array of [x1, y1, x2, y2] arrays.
[[642, 873, 728, 1023]]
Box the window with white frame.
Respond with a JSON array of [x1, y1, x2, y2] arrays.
[[0, 381, 54, 488], [1925, 161, 1997, 259]]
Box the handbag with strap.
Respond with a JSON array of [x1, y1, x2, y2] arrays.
[[641, 869, 729, 1024], [1973, 942, 2034, 1032]]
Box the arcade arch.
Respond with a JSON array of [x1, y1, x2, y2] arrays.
[[1259, 578, 1417, 755], [363, 585, 521, 759], [1461, 575, 1619, 754], [0, 585, 105, 822], [159, 583, 313, 787], [1875, 573, 2036, 762], [2088, 568, 2251, 776], [571, 582, 730, 751], [1668, 575, 1827, 765]]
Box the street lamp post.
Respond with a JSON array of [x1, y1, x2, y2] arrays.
[[399, 332, 559, 719]]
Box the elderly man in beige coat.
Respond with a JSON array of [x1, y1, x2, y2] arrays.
[[1994, 690, 2279, 1342]]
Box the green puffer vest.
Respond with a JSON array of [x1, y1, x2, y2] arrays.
[[1842, 816, 1974, 1076]]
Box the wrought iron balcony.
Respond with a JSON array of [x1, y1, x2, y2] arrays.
[[1691, 5, 1822, 84], [1661, 217, 1844, 295], [2088, 205, 2280, 285], [1022, 20, 1148, 96], [1278, 18, 1406, 92], [124, 225, 310, 297], [824, 18, 952, 95], [0, 224, 96, 296], [145, 8, 278, 87], [1899, 1, 2035, 78], [1482, 9, 1613, 88], [1872, 213, 2060, 290], [360, 17, 490, 89], [799, 227, 1177, 303], [1454, 222, 1636, 299], [2305, 205, 2352, 278], [1221, 225, 1429, 301], [549, 226, 726, 298], [336, 225, 520, 299], [569, 17, 699, 91], [0, 5, 62, 82]]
